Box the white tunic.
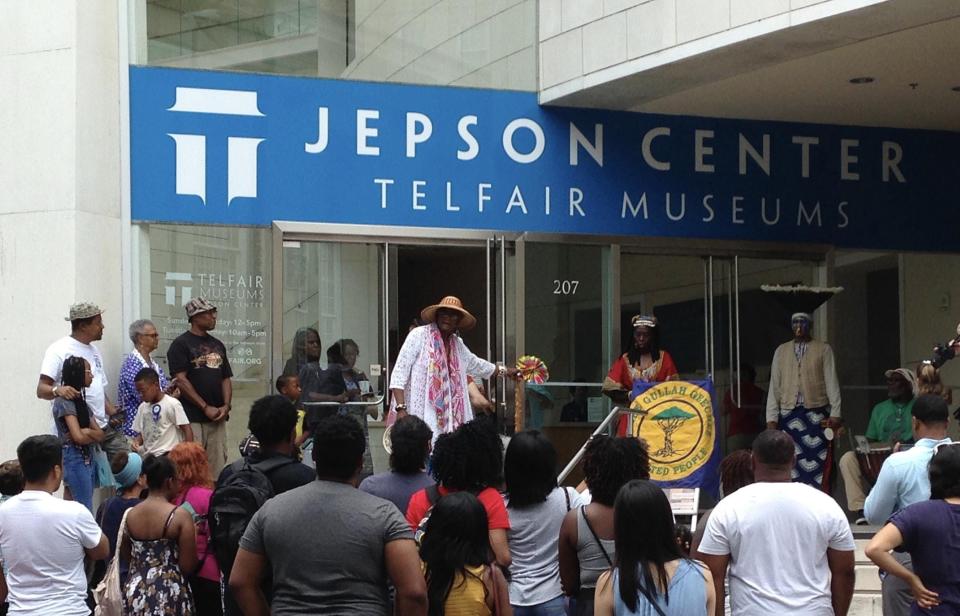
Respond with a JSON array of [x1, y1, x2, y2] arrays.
[[389, 325, 496, 438]]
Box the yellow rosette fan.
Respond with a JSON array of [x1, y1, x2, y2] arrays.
[[514, 355, 549, 432]]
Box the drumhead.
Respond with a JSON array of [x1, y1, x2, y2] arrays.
[[383, 424, 393, 454]]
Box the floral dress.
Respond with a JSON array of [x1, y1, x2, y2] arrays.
[[122, 507, 195, 615]]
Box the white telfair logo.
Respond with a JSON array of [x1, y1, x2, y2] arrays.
[[167, 87, 265, 205], [165, 272, 193, 306]]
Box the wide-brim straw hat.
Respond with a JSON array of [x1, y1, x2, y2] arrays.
[[420, 296, 477, 331]]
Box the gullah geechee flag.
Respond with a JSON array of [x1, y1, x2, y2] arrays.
[[622, 380, 721, 495]]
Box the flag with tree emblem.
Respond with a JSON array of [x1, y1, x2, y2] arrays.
[[627, 380, 720, 495]]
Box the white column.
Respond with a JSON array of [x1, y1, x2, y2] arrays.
[[0, 3, 124, 455]]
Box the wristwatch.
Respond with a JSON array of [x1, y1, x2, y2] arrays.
[[396, 404, 407, 412], [51, 386, 60, 398]]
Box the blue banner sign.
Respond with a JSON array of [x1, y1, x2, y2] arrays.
[[627, 380, 720, 494], [130, 66, 960, 250]]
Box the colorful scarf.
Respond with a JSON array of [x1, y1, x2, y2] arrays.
[[426, 324, 465, 433]]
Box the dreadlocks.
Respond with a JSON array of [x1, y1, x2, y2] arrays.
[[719, 449, 754, 497]]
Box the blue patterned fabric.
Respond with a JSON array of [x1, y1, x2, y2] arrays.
[[779, 404, 831, 489]]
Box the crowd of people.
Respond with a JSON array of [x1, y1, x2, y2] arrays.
[[1, 296, 959, 615]]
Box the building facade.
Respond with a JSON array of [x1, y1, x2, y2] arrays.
[[3, 0, 960, 470]]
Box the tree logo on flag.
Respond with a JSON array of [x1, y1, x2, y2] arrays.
[[628, 381, 716, 481], [652, 406, 696, 457]]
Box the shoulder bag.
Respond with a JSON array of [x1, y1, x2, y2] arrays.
[[93, 507, 131, 616]]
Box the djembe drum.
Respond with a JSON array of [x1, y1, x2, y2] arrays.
[[857, 447, 893, 486]]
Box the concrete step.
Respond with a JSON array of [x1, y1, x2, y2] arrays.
[[852, 538, 883, 616]]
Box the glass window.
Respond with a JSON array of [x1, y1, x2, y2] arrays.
[[143, 224, 272, 459], [620, 254, 709, 379], [281, 239, 386, 471], [142, 0, 537, 91], [524, 242, 610, 428], [282, 240, 385, 396]]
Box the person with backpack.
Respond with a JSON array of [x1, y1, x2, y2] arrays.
[[170, 441, 222, 616], [229, 414, 427, 615], [212, 395, 314, 615]]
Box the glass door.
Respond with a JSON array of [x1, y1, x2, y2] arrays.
[[278, 239, 387, 396], [387, 237, 515, 432]]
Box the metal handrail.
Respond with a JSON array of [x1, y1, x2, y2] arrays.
[[302, 394, 386, 408], [557, 405, 626, 484]]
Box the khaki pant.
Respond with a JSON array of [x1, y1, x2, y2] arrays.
[[191, 420, 228, 480], [839, 450, 868, 512]]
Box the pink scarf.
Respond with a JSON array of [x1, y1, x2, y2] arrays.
[[426, 324, 465, 433]]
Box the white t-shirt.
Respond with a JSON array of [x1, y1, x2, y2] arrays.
[[133, 395, 190, 456], [39, 336, 109, 428], [505, 487, 586, 606], [697, 481, 855, 616], [0, 490, 104, 615]]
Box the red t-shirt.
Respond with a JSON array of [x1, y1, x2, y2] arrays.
[[724, 382, 766, 437], [405, 485, 510, 531]]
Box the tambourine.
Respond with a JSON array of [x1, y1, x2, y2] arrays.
[[383, 424, 394, 454]]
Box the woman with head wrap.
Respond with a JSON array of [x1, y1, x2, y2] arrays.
[[603, 315, 679, 435], [94, 451, 147, 587]]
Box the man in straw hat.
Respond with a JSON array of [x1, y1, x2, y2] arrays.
[[37, 302, 130, 460], [389, 296, 518, 439], [838, 367, 917, 524]]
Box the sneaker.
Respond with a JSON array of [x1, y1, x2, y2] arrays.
[[855, 516, 869, 525]]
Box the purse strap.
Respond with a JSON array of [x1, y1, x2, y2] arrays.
[[109, 507, 132, 568], [485, 564, 509, 616], [580, 506, 613, 568]]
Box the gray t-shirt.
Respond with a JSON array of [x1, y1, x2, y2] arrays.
[[358, 471, 434, 514], [506, 487, 584, 606], [239, 480, 413, 615]]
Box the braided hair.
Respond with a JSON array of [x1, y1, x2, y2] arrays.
[[61, 356, 91, 428]]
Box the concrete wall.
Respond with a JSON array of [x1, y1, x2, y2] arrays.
[[344, 0, 537, 90], [901, 253, 960, 439], [538, 0, 888, 101], [0, 3, 123, 458]]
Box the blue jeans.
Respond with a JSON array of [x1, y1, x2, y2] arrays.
[[513, 595, 567, 616], [62, 446, 96, 512]]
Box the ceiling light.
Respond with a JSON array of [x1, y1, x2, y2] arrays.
[[849, 77, 875, 84]]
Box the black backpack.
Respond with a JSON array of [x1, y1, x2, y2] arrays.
[[209, 456, 295, 577]]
